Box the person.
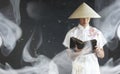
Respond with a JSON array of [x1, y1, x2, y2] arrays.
[[63, 2, 107, 74]]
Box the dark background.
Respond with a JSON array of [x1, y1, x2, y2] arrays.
[[0, 0, 120, 69]]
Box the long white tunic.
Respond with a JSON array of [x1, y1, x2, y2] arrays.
[[63, 24, 107, 74]]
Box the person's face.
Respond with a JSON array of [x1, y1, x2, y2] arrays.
[[79, 18, 91, 26]]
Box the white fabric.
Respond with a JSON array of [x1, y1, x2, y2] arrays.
[[0, 36, 2, 47], [63, 24, 106, 48], [63, 24, 107, 74], [72, 53, 100, 74]]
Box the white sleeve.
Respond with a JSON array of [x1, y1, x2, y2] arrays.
[[97, 31, 107, 48], [63, 28, 75, 48], [63, 30, 71, 48]]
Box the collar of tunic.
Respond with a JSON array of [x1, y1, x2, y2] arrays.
[[77, 24, 90, 31]]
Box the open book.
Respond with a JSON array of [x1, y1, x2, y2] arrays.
[[70, 37, 97, 51]]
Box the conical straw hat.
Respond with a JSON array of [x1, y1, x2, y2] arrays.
[[69, 2, 101, 19]]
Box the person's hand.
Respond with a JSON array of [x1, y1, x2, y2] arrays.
[[94, 46, 105, 58], [74, 45, 82, 52], [94, 46, 101, 53]]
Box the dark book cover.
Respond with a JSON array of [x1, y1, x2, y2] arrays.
[[70, 37, 97, 51]]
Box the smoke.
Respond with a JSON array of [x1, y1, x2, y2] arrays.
[[0, 56, 59, 74], [0, 0, 21, 56], [9, 0, 21, 25], [53, 50, 72, 74], [0, 0, 21, 25], [0, 41, 120, 74], [94, 0, 120, 50], [53, 50, 120, 74], [22, 28, 43, 62], [100, 58, 120, 74], [26, 1, 53, 20], [21, 27, 59, 74], [0, 13, 22, 56], [117, 25, 120, 40], [0, 28, 59, 74], [22, 32, 36, 62], [26, 1, 48, 20], [26, 2, 40, 19]]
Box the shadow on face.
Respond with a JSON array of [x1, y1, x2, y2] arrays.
[[79, 18, 91, 26]]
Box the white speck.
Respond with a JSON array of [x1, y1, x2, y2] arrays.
[[48, 40, 51, 43], [58, 20, 61, 23]]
